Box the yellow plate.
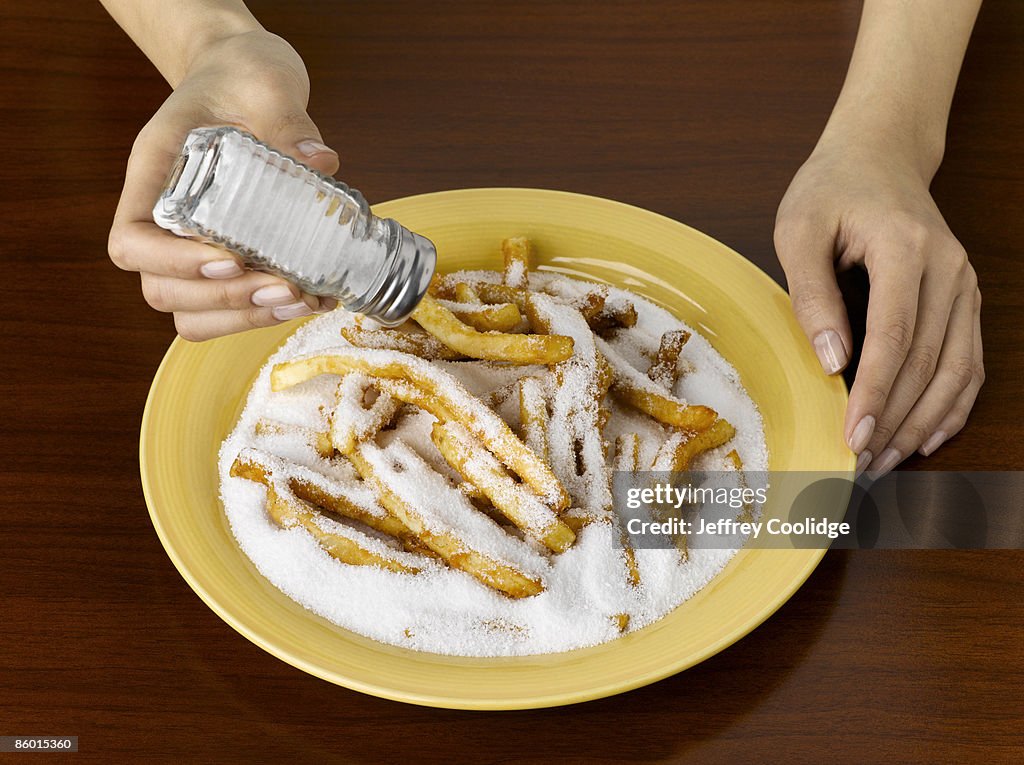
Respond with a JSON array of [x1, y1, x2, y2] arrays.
[[140, 188, 852, 709]]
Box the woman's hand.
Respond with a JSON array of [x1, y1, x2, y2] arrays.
[[775, 137, 984, 477], [107, 30, 340, 341]]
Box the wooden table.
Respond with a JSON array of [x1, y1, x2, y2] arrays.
[[2, 1, 1021, 761]]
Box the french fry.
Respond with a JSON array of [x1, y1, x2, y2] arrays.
[[328, 372, 401, 454], [725, 448, 743, 471], [430, 421, 575, 553], [653, 418, 737, 472], [613, 433, 642, 472], [271, 350, 571, 509], [230, 454, 425, 573], [411, 295, 573, 364], [341, 325, 465, 360], [457, 479, 489, 505], [526, 292, 614, 527], [447, 280, 528, 310], [647, 329, 691, 390], [255, 418, 333, 459], [436, 298, 522, 332], [518, 376, 549, 462], [486, 377, 522, 410], [230, 448, 421, 546], [596, 337, 717, 432], [348, 439, 545, 598], [725, 448, 756, 523], [262, 482, 427, 574], [574, 290, 608, 324], [453, 282, 481, 303], [588, 299, 638, 333], [502, 236, 534, 289], [550, 283, 609, 327], [612, 433, 642, 588], [612, 613, 630, 632]]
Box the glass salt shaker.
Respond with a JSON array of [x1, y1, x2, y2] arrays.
[[152, 126, 436, 326]]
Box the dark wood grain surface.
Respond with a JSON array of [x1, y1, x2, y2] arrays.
[[1, 1, 1021, 762]]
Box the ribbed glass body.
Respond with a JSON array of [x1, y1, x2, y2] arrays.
[[153, 127, 435, 325]]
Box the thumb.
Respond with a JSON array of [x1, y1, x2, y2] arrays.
[[259, 112, 340, 177], [775, 218, 852, 375]]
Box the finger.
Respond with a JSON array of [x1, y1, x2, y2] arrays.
[[774, 217, 852, 375], [920, 292, 984, 453], [246, 102, 339, 177], [109, 220, 246, 278], [844, 254, 923, 453], [141, 271, 304, 312], [173, 301, 320, 343], [862, 265, 958, 459], [863, 288, 973, 478]]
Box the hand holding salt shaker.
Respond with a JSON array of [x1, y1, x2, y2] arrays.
[[153, 127, 436, 326]]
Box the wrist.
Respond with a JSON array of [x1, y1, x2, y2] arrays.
[[817, 98, 946, 184], [171, 9, 263, 88]]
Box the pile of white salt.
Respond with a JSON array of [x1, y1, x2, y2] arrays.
[[218, 271, 767, 656]]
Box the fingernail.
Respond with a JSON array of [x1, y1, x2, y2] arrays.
[[314, 297, 338, 314], [272, 302, 313, 320], [252, 284, 297, 307], [855, 450, 872, 477], [866, 448, 901, 481], [813, 330, 848, 375], [848, 415, 875, 453], [200, 260, 243, 279], [297, 140, 335, 157], [919, 430, 948, 457]]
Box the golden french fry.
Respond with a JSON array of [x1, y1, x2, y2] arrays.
[[486, 378, 521, 410], [612, 613, 630, 632], [653, 418, 737, 472], [724, 448, 756, 523], [328, 372, 400, 454], [435, 279, 530, 310], [436, 298, 522, 332], [230, 448, 421, 546], [647, 329, 691, 389], [526, 292, 614, 527], [518, 376, 549, 462], [725, 448, 743, 471], [341, 325, 465, 360], [596, 337, 717, 432], [613, 433, 641, 472], [230, 454, 428, 572], [614, 386, 716, 431], [471, 281, 528, 309], [502, 236, 534, 289], [347, 439, 545, 598], [255, 418, 333, 459], [411, 295, 573, 364], [591, 296, 638, 332], [454, 282, 481, 303], [575, 290, 608, 324], [430, 421, 575, 553], [457, 479, 489, 505], [612, 434, 642, 588], [596, 351, 613, 395], [265, 483, 426, 574], [271, 350, 571, 509]]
